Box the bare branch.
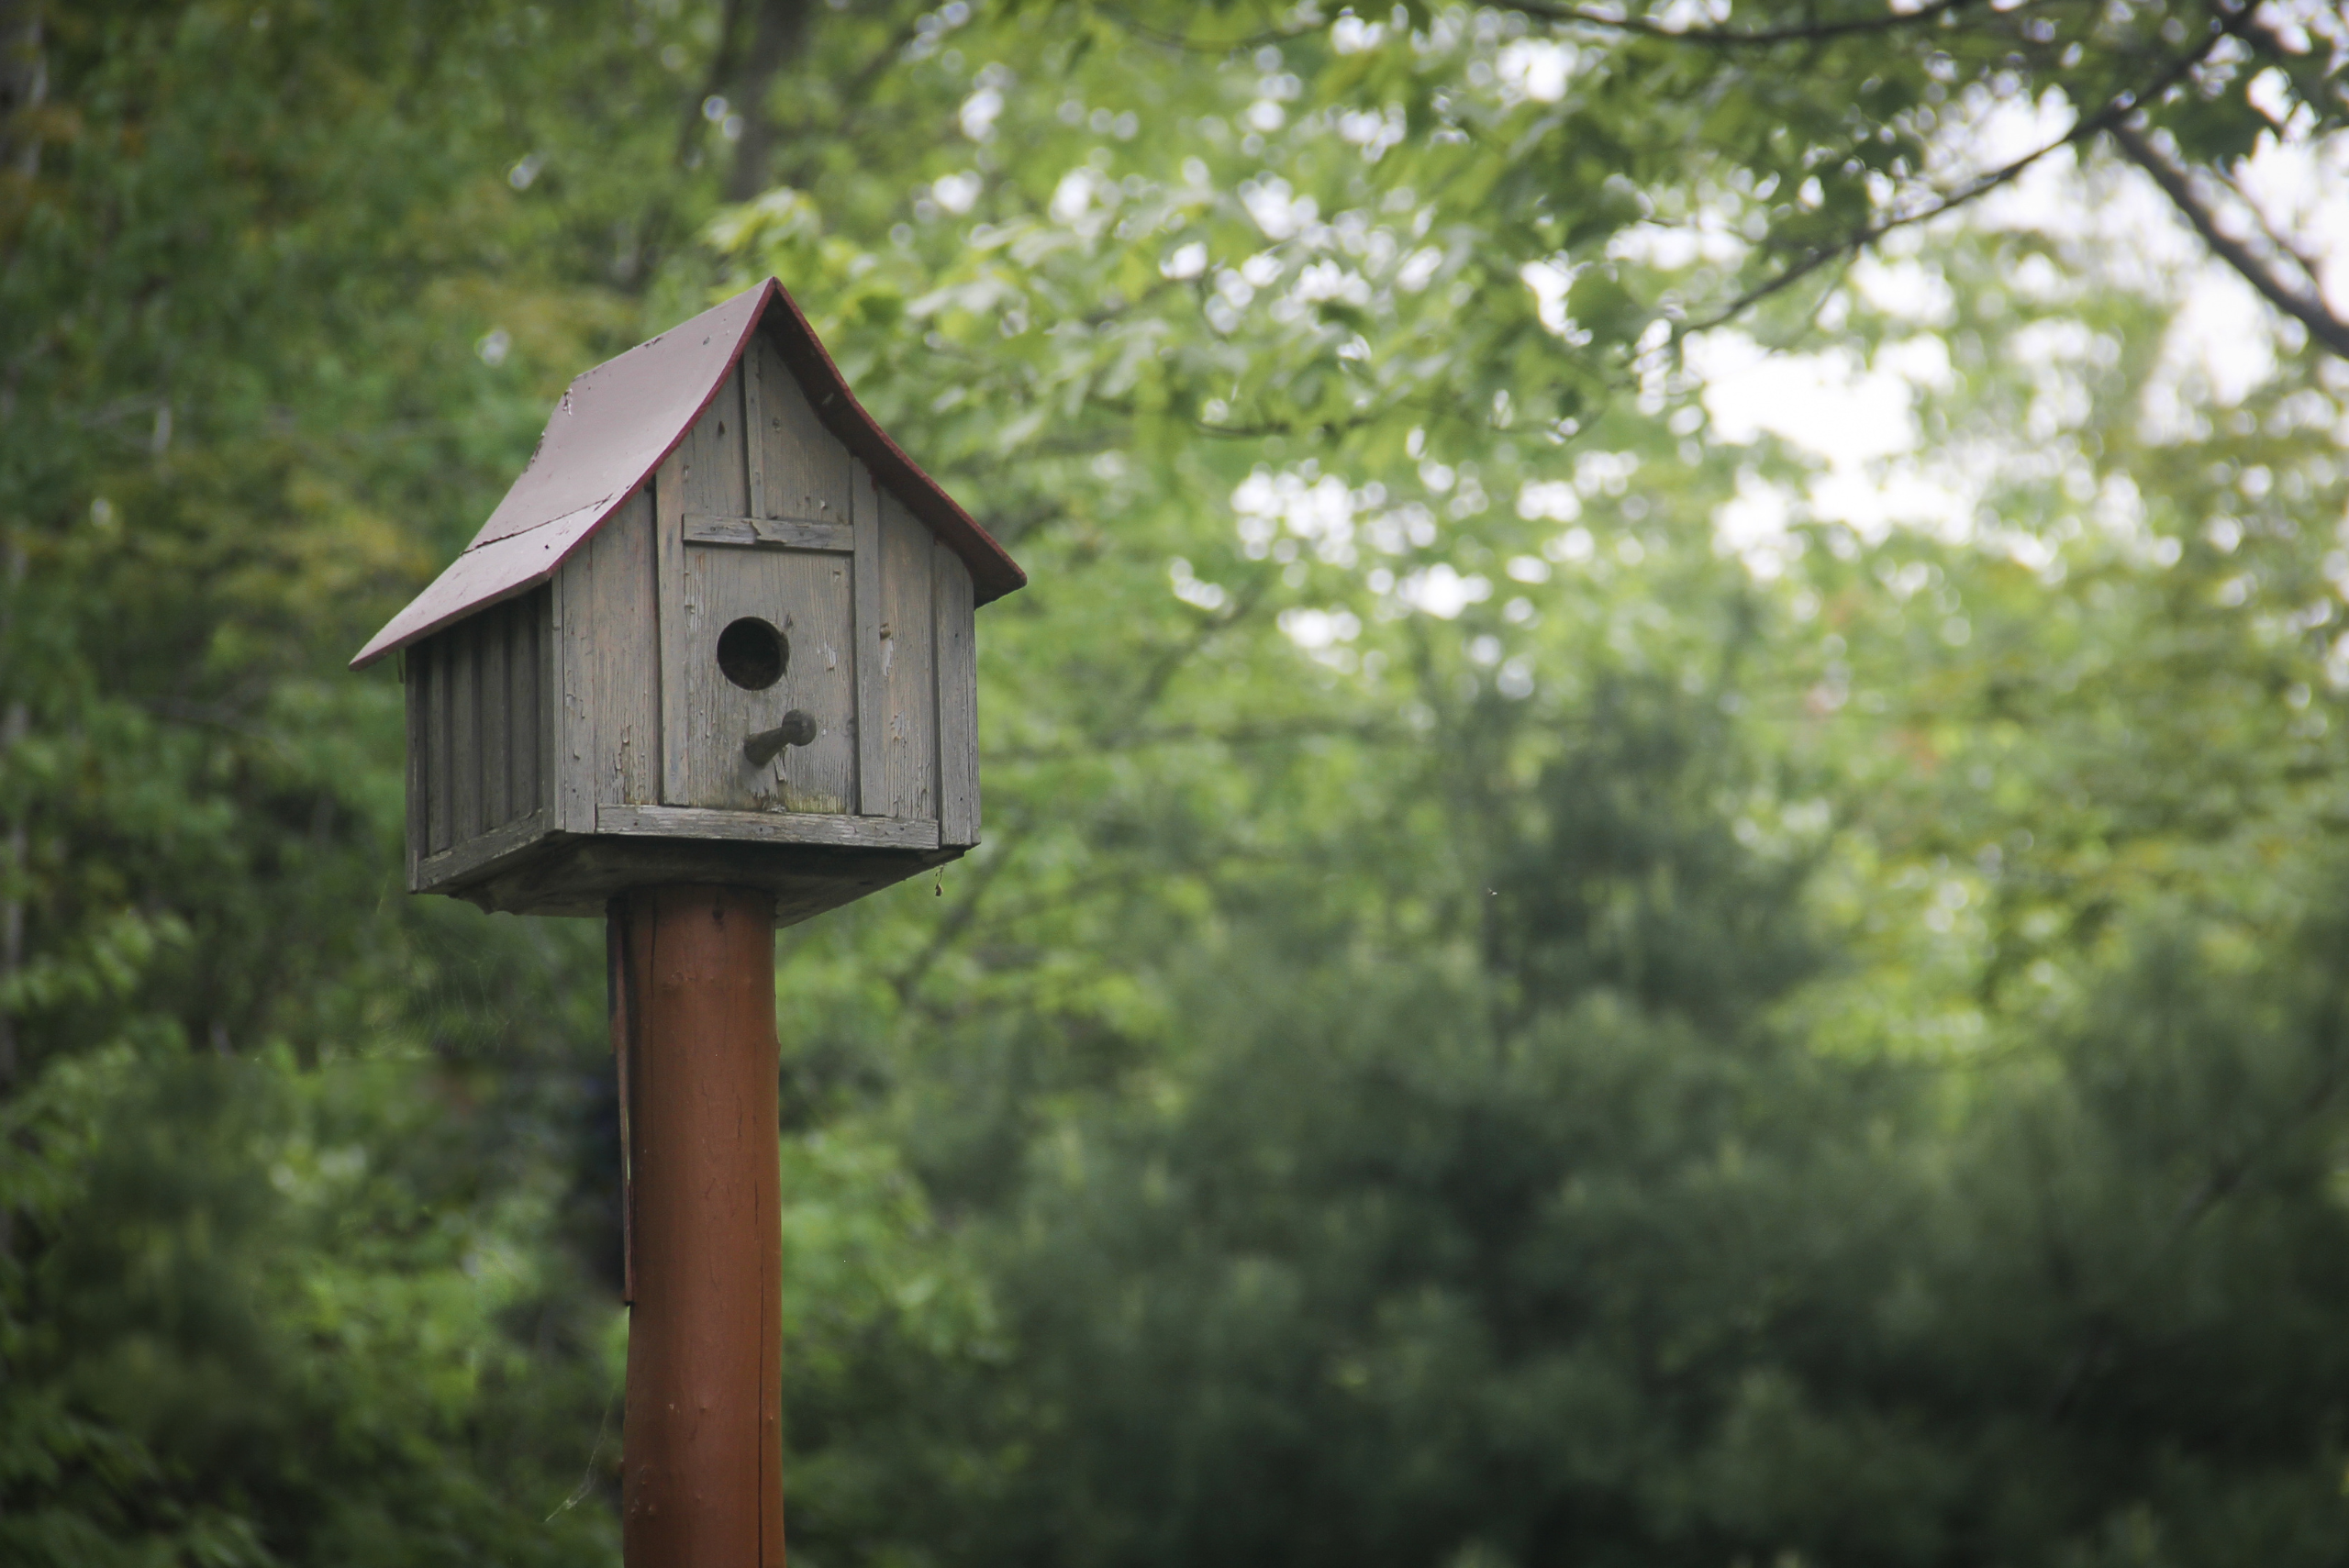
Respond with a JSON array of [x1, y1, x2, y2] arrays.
[[1515, 0, 1995, 48], [678, 0, 751, 172], [723, 0, 818, 204], [0, 4, 45, 182], [1103, 0, 2008, 53], [2108, 119, 2349, 361], [773, 10, 935, 190], [1682, 8, 2253, 333]]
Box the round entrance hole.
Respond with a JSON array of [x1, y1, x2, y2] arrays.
[[717, 617, 788, 690]]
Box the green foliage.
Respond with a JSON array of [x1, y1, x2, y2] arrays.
[[6, 0, 2348, 1563], [2, 1048, 621, 1565]]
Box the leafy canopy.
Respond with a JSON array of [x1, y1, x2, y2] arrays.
[[3, 1, 2347, 1564]]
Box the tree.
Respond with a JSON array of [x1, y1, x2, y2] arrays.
[[5, 1, 2347, 1563], [0, 4, 703, 1557]]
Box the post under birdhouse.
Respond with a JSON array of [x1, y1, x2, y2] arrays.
[[353, 278, 1024, 1567]]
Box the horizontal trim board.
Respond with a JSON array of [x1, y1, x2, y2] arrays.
[[684, 513, 855, 553], [597, 804, 941, 851], [417, 808, 552, 888], [444, 833, 963, 919]]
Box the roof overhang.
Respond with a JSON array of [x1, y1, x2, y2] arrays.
[[352, 278, 1025, 669]]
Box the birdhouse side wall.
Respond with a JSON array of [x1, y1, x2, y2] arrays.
[[869, 484, 980, 845], [405, 585, 555, 892], [934, 535, 979, 846]]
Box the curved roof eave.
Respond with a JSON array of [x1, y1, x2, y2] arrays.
[[352, 278, 1025, 670]]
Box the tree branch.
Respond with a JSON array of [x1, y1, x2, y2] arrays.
[[0, 3, 45, 182], [1514, 0, 1995, 49], [1107, 0, 2005, 52], [723, 0, 817, 204], [2107, 119, 2349, 361], [772, 9, 932, 192], [1098, 5, 1300, 55], [678, 0, 751, 172], [1683, 7, 2252, 333]]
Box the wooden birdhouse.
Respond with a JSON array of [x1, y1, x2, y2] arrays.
[[351, 279, 1025, 922]]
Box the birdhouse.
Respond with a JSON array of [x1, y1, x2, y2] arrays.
[[351, 279, 1025, 922]]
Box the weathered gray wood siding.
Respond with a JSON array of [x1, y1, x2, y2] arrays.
[[499, 328, 985, 855], [748, 335, 852, 526], [553, 485, 661, 831], [932, 541, 979, 846], [407, 584, 552, 879], [875, 481, 936, 822]]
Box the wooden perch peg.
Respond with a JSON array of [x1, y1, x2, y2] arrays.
[[744, 710, 818, 767]]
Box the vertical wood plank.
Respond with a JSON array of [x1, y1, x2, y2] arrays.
[[756, 339, 852, 524], [933, 543, 980, 846], [680, 363, 751, 519], [656, 454, 691, 805], [451, 616, 483, 844], [512, 589, 541, 820], [662, 386, 752, 806], [539, 584, 561, 825], [852, 462, 885, 815], [479, 599, 510, 828], [773, 551, 859, 815], [404, 650, 429, 889], [427, 636, 454, 854], [590, 489, 662, 806], [555, 543, 595, 834], [878, 486, 936, 820], [742, 339, 768, 522]]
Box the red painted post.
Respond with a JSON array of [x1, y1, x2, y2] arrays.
[[611, 884, 785, 1568]]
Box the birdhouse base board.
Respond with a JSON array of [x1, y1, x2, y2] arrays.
[[418, 821, 963, 922]]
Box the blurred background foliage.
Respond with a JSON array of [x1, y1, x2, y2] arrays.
[[4, 0, 2349, 1562]]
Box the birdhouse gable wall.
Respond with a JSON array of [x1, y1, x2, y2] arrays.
[[656, 351, 861, 816], [624, 333, 972, 845]]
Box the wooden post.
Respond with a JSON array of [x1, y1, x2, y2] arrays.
[[611, 884, 785, 1568]]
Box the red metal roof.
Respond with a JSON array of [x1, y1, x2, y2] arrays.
[[352, 279, 1025, 669]]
